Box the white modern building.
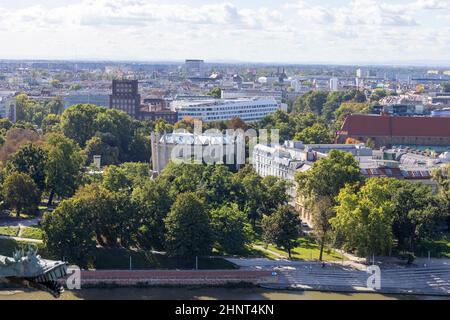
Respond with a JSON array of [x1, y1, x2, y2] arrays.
[[0, 91, 17, 122], [330, 77, 339, 92], [221, 89, 283, 104], [171, 97, 279, 122]]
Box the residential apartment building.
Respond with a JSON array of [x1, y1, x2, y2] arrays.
[[252, 141, 446, 225]]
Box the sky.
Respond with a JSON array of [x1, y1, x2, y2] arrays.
[[0, 0, 449, 65]]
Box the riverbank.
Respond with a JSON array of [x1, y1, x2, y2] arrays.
[[2, 287, 448, 300]]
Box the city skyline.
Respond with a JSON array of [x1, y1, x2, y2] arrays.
[[0, 0, 449, 65]]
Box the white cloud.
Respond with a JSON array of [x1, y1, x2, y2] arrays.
[[413, 0, 448, 10], [0, 0, 448, 63]]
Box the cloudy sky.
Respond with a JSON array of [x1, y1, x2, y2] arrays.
[[0, 0, 449, 64]]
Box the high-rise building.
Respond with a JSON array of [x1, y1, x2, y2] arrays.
[[0, 91, 17, 122], [330, 77, 339, 92], [109, 80, 141, 117], [185, 59, 205, 78]]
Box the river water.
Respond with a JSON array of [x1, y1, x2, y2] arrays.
[[1, 288, 448, 300]]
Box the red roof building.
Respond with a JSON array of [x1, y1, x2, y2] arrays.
[[337, 115, 450, 147]]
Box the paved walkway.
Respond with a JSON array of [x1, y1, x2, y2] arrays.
[[0, 215, 42, 227], [65, 270, 274, 286], [0, 235, 43, 244], [252, 245, 287, 259], [226, 257, 450, 296]]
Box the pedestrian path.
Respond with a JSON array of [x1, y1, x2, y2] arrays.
[[0, 235, 43, 244]]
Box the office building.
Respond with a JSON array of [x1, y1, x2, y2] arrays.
[[171, 97, 279, 122], [185, 60, 205, 78], [63, 91, 110, 109], [109, 80, 141, 118]]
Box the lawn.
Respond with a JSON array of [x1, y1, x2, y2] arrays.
[[19, 227, 44, 240], [91, 248, 237, 270], [0, 238, 45, 257], [0, 240, 238, 270], [0, 226, 19, 237], [256, 237, 347, 262], [90, 248, 238, 270]]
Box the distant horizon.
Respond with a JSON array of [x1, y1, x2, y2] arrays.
[[1, 57, 450, 69]]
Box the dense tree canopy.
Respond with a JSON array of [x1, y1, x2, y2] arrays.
[[164, 192, 213, 257], [296, 150, 363, 200], [44, 133, 84, 205], [6, 143, 47, 191], [262, 205, 301, 258], [2, 172, 41, 217]]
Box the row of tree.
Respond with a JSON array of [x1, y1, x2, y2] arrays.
[[41, 162, 294, 266], [296, 150, 450, 260]]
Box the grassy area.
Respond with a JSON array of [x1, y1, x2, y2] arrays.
[[90, 248, 238, 270], [100, 248, 238, 270], [416, 237, 450, 258], [0, 239, 237, 270], [0, 238, 45, 256], [255, 237, 347, 262], [0, 226, 19, 237], [19, 227, 44, 240]]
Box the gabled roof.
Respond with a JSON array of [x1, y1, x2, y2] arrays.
[[340, 115, 450, 138]]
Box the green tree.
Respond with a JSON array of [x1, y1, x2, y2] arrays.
[[164, 192, 212, 257], [6, 143, 47, 191], [296, 150, 363, 200], [84, 136, 120, 166], [261, 176, 290, 216], [210, 203, 252, 254], [311, 196, 335, 261], [44, 133, 84, 205], [369, 89, 388, 102], [293, 91, 328, 116], [2, 172, 41, 217], [128, 133, 151, 163], [41, 114, 61, 134], [132, 179, 173, 250], [390, 180, 446, 252], [262, 205, 301, 258], [294, 123, 332, 144], [432, 164, 450, 230], [207, 87, 222, 99], [74, 184, 135, 247], [45, 97, 64, 115], [61, 104, 102, 147], [154, 119, 173, 134], [331, 178, 395, 257], [200, 165, 235, 208], [102, 165, 133, 193], [41, 198, 96, 267], [239, 168, 266, 226]]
